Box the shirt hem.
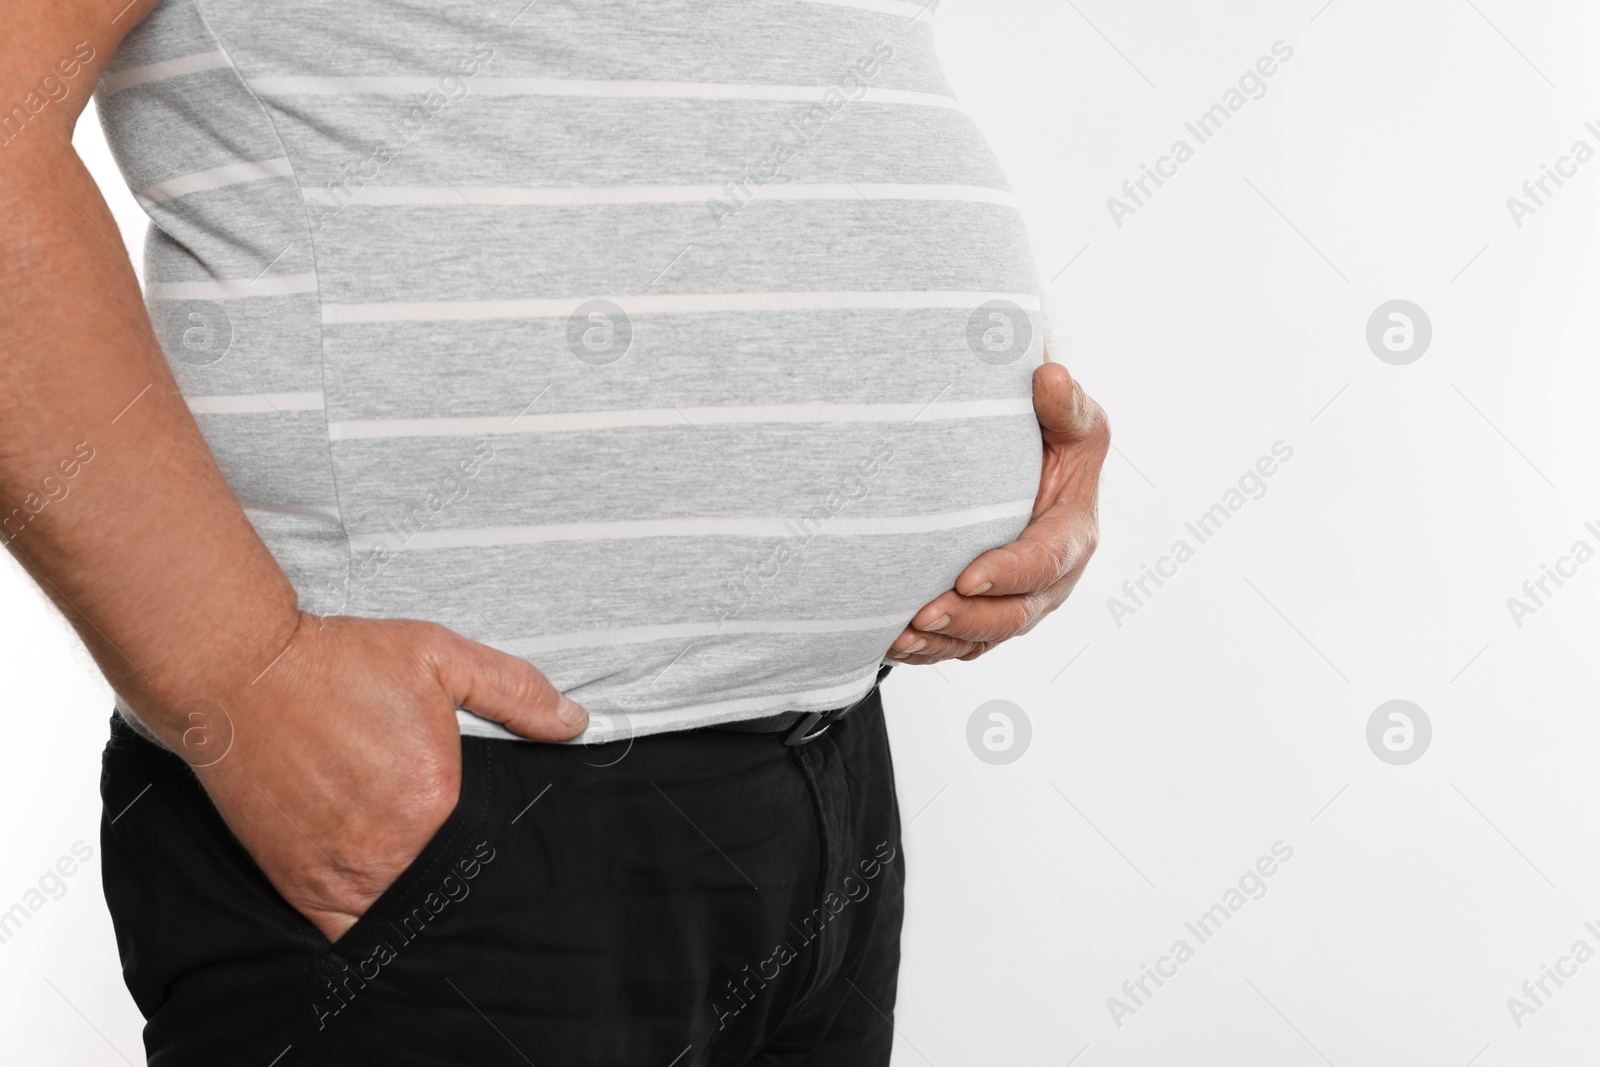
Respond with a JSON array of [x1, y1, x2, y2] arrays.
[[455, 665, 888, 744]]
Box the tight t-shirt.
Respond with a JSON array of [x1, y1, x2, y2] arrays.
[[98, 0, 1044, 741]]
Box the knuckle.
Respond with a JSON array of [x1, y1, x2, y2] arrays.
[[969, 607, 1017, 644], [536, 680, 564, 712], [1080, 521, 1101, 560], [947, 617, 985, 643], [1038, 538, 1073, 583], [1078, 387, 1111, 443], [404, 618, 454, 653], [937, 615, 974, 641], [1049, 520, 1098, 578], [408, 747, 460, 800], [515, 667, 558, 711]]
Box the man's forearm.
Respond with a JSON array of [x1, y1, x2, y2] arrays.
[[1, 43, 299, 726]]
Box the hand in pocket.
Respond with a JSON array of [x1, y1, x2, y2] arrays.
[[134, 613, 586, 943]]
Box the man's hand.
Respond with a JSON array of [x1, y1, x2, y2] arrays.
[[889, 359, 1109, 664], [175, 613, 587, 944]]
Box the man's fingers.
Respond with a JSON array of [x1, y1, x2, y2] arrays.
[[954, 505, 1097, 598], [912, 591, 1037, 645], [1033, 359, 1109, 445], [889, 637, 988, 665], [887, 359, 1108, 659], [915, 548, 1092, 644], [1032, 360, 1078, 436], [308, 909, 358, 945], [893, 647, 987, 665], [888, 628, 978, 661], [429, 626, 588, 741]]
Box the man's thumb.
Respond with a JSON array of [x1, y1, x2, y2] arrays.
[[1033, 359, 1106, 443], [433, 630, 588, 741]]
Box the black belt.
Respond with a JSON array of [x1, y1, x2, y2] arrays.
[[712, 665, 892, 747]]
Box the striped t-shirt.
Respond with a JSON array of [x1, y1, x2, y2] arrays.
[[98, 0, 1044, 741]]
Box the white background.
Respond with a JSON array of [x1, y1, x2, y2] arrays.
[[4, 1, 1600, 1064]]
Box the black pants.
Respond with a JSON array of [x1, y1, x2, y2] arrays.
[[99, 693, 904, 1066]]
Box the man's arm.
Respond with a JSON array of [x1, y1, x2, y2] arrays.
[[1, 0, 586, 942], [1, 0, 300, 706]]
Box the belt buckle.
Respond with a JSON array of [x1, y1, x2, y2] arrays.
[[784, 710, 834, 747], [783, 669, 890, 746]]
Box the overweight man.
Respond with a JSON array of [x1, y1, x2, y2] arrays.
[[1, 1, 1108, 1063]]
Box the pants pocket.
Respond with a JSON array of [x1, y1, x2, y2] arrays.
[[305, 735, 499, 1037]]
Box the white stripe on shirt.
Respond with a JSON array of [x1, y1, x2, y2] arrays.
[[147, 274, 318, 301], [242, 503, 343, 521], [793, 0, 934, 17], [323, 290, 1040, 324], [100, 52, 232, 94], [137, 158, 294, 204], [496, 614, 908, 656], [346, 499, 1033, 552], [313, 183, 1016, 209], [245, 76, 960, 109], [186, 392, 325, 414], [327, 398, 1034, 440]]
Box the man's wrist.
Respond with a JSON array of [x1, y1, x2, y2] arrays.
[[119, 585, 305, 747]]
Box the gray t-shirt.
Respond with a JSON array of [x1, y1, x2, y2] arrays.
[[98, 0, 1043, 741]]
